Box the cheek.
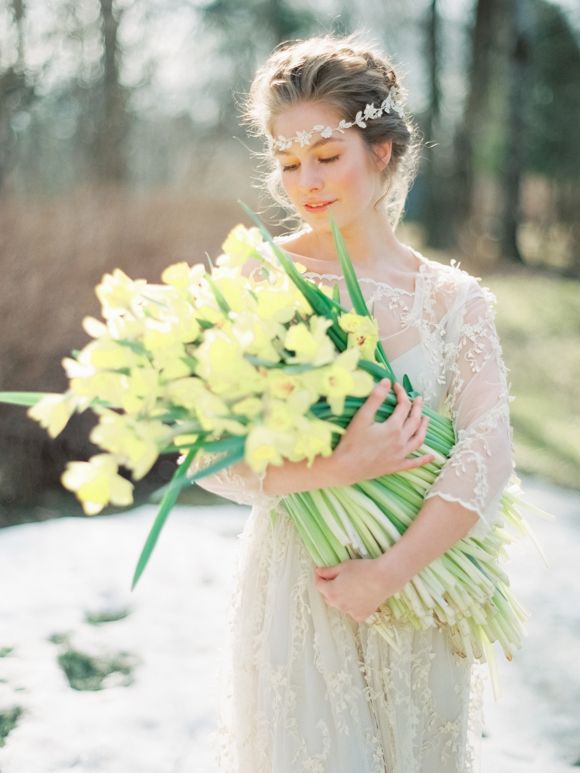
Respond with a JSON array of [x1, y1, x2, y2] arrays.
[[335, 157, 372, 195]]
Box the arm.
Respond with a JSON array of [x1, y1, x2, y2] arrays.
[[314, 279, 516, 621], [375, 278, 514, 585]]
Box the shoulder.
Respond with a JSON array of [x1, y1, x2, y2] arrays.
[[418, 254, 497, 317]]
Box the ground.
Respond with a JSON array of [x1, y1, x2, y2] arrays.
[[0, 475, 578, 772]]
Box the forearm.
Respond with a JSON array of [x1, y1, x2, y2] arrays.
[[375, 495, 480, 592], [261, 452, 341, 497]]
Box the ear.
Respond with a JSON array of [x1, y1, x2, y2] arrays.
[[373, 139, 393, 171]]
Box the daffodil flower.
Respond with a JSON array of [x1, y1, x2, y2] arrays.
[[90, 412, 170, 479], [303, 347, 374, 415], [96, 269, 148, 317], [219, 224, 264, 267], [61, 453, 134, 515], [27, 392, 77, 438], [338, 312, 380, 359], [284, 317, 335, 366]]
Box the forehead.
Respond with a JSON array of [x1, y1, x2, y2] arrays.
[[271, 101, 350, 155]]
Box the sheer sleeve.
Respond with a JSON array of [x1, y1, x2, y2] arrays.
[[189, 451, 283, 510], [424, 278, 515, 530]]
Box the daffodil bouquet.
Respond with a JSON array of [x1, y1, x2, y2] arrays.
[[0, 202, 544, 694]]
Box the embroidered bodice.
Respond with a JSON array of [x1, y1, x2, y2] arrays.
[[192, 246, 515, 539]]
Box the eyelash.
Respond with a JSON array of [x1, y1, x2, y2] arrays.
[[281, 155, 340, 172]]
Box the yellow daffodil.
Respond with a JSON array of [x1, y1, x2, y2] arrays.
[[244, 424, 295, 474], [210, 272, 254, 313], [255, 287, 298, 325], [96, 269, 147, 317], [219, 224, 264, 267], [82, 316, 108, 339], [80, 338, 146, 371], [68, 370, 126, 406], [338, 312, 380, 359], [106, 313, 145, 341], [230, 311, 283, 362], [264, 399, 299, 433], [61, 453, 134, 515], [120, 366, 160, 415], [166, 378, 247, 435], [90, 412, 169, 479], [161, 262, 206, 293], [27, 392, 77, 438], [232, 397, 263, 418], [289, 416, 341, 466], [303, 347, 374, 415], [195, 329, 262, 397], [284, 316, 335, 366]]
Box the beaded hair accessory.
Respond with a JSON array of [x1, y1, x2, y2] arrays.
[[270, 87, 405, 152]]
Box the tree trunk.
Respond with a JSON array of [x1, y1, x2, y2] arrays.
[[452, 0, 500, 246], [93, 0, 128, 183], [498, 0, 529, 264], [422, 0, 456, 249]]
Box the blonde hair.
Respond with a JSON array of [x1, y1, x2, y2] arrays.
[[240, 31, 422, 231]]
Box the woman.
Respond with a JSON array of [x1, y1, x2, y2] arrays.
[[197, 32, 514, 773]]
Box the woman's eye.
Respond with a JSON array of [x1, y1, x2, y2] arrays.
[[281, 155, 340, 172]]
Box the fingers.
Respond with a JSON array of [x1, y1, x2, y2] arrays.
[[401, 394, 424, 441], [405, 414, 430, 452], [399, 451, 436, 471], [352, 378, 391, 428], [389, 382, 412, 426]]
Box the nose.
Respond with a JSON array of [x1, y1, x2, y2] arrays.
[[297, 159, 323, 191]]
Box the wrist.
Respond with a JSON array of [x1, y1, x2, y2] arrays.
[[327, 447, 356, 488], [374, 547, 410, 597]]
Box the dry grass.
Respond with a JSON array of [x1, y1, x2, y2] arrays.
[[0, 187, 257, 519]]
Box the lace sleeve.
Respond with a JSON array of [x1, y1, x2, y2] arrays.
[[189, 451, 283, 510], [424, 278, 515, 529]]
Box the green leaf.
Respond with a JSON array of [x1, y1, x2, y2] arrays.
[[402, 373, 420, 397], [0, 391, 56, 407], [328, 213, 397, 383], [131, 444, 199, 590], [205, 275, 231, 315]]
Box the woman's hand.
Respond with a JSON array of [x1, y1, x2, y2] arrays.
[[332, 379, 435, 486], [313, 557, 403, 624]]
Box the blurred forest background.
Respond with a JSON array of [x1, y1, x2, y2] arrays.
[[1, 0, 579, 526]]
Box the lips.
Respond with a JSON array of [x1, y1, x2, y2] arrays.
[[304, 200, 336, 211]]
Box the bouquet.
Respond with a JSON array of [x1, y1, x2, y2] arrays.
[[0, 201, 546, 696]]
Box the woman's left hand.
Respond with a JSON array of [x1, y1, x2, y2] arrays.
[[314, 558, 396, 624]]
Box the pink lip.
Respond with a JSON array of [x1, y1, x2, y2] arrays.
[[304, 200, 336, 211]]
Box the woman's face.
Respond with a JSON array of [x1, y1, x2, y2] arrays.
[[271, 101, 391, 234]]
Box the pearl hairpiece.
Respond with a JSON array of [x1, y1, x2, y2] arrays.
[[270, 88, 405, 152]]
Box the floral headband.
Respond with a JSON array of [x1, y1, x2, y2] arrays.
[[269, 88, 405, 152]]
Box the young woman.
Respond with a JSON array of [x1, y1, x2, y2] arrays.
[[196, 32, 514, 773]]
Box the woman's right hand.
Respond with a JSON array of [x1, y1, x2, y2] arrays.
[[331, 378, 436, 486]]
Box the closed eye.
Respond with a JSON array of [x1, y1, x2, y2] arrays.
[[282, 155, 340, 172]]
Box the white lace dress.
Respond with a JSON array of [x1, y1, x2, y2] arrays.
[[194, 249, 515, 773]]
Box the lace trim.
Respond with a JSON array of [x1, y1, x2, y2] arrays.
[[302, 258, 429, 296]]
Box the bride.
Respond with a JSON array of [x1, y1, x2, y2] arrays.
[[195, 31, 514, 773]]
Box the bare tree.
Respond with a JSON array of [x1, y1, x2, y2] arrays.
[[0, 0, 35, 192], [91, 0, 129, 182], [453, 0, 501, 245], [498, 0, 529, 263]]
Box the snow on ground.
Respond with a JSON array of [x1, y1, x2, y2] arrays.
[[0, 475, 578, 773]]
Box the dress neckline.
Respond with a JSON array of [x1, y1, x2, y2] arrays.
[[272, 239, 431, 296]]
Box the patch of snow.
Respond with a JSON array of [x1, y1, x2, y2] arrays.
[[0, 477, 578, 772]]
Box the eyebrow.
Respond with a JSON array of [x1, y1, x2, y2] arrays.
[[273, 137, 345, 156]]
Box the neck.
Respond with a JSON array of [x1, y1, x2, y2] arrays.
[[298, 211, 409, 270]]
